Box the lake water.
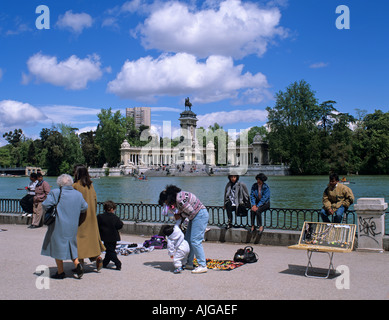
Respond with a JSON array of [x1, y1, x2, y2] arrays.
[[2, 175, 389, 210]]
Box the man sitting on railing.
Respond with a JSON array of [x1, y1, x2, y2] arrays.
[[320, 173, 354, 224]]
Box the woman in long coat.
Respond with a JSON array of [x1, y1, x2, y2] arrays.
[[41, 174, 88, 279], [73, 164, 105, 270]]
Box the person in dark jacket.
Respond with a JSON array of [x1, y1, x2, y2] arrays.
[[97, 200, 124, 270]]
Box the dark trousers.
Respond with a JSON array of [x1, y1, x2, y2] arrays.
[[225, 201, 236, 224], [250, 202, 270, 227], [103, 242, 121, 269], [20, 195, 34, 213]]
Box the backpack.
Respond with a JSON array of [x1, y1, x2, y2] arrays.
[[143, 235, 167, 249], [233, 246, 258, 263]]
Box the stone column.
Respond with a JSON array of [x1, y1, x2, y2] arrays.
[[354, 198, 387, 253]]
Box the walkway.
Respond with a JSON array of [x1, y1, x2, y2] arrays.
[[1, 224, 388, 300]]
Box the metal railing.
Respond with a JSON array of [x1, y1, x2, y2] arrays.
[[0, 198, 370, 233]]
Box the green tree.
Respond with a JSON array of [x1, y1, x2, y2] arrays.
[[326, 112, 356, 174], [247, 126, 267, 145], [356, 110, 389, 174], [0, 145, 13, 167], [95, 108, 130, 167], [26, 141, 37, 165], [58, 124, 85, 173], [2, 129, 24, 147], [266, 80, 321, 174], [42, 128, 65, 176], [80, 131, 100, 167]]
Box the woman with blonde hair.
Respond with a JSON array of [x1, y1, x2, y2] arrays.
[[73, 164, 105, 271]]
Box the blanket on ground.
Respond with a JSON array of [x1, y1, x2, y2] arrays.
[[193, 258, 244, 271]]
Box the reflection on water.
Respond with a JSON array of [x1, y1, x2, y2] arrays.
[[2, 175, 389, 209]]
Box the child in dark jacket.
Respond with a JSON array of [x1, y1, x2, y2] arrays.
[[97, 201, 124, 270]]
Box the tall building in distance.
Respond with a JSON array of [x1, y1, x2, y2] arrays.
[[126, 107, 151, 129]]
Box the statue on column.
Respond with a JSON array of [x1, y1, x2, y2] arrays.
[[185, 97, 192, 111]]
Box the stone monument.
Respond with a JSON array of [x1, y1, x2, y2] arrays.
[[354, 198, 388, 252]]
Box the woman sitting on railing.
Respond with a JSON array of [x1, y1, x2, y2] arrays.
[[250, 173, 271, 234], [223, 174, 250, 229]]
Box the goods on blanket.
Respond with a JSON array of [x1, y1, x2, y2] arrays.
[[115, 242, 154, 256], [233, 246, 258, 263], [143, 235, 167, 249], [193, 258, 244, 271]]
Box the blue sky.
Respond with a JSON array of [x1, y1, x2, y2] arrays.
[[0, 0, 388, 146]]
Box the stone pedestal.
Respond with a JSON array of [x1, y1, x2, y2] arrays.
[[354, 198, 387, 253]]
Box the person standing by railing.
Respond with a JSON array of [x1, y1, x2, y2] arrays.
[[30, 173, 50, 228], [159, 185, 209, 274]]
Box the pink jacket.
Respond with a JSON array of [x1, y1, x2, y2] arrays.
[[176, 191, 205, 220], [34, 180, 51, 202]]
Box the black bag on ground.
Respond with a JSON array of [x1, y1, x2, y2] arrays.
[[233, 246, 258, 263]]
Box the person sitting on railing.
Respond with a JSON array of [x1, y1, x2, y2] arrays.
[[20, 173, 38, 218], [321, 173, 354, 223], [250, 173, 270, 234], [223, 174, 250, 229]]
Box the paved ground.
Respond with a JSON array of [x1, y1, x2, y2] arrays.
[[1, 224, 388, 301]]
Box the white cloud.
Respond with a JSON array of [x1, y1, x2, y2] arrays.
[[309, 62, 329, 69], [150, 107, 181, 112], [56, 10, 93, 34], [197, 109, 268, 128], [136, 0, 287, 59], [0, 100, 47, 132], [107, 53, 269, 104], [121, 0, 146, 13], [26, 53, 104, 90], [76, 126, 98, 135], [40, 105, 101, 123], [102, 17, 119, 30]]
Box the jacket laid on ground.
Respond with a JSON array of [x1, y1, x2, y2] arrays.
[[322, 183, 354, 211]]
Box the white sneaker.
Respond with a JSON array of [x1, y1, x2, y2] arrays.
[[191, 266, 207, 274]]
